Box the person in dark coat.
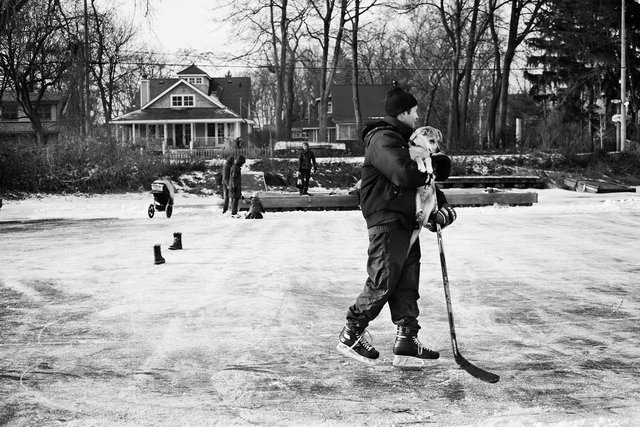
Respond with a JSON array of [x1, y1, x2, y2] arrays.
[[221, 156, 234, 214], [228, 155, 246, 217], [298, 142, 318, 195], [336, 82, 456, 367]]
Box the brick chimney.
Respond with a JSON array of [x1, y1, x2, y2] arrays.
[[140, 75, 150, 106]]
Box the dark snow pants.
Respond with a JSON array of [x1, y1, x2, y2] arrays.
[[222, 185, 230, 213], [346, 222, 422, 333], [229, 187, 241, 215], [299, 169, 311, 194]]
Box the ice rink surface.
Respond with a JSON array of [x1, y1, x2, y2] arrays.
[[1, 188, 640, 425]]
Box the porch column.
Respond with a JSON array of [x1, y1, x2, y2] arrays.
[[132, 124, 137, 144], [190, 122, 195, 150], [234, 121, 241, 140], [172, 124, 176, 148], [163, 123, 168, 155]]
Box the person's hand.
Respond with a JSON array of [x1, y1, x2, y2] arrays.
[[408, 145, 430, 161], [425, 203, 457, 232]]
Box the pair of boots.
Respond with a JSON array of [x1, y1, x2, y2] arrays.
[[337, 325, 439, 367], [154, 232, 182, 265]]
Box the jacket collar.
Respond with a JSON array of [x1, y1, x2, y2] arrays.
[[382, 116, 413, 141]]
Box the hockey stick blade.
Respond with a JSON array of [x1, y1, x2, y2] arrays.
[[436, 225, 500, 384], [454, 352, 500, 383]]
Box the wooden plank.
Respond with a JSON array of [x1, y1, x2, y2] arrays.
[[308, 194, 358, 208], [439, 175, 544, 189], [241, 189, 538, 211], [445, 190, 538, 207], [574, 180, 636, 194]]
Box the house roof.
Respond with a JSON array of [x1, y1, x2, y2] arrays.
[[112, 107, 246, 123], [177, 64, 209, 76], [210, 77, 251, 118], [1, 92, 66, 103], [132, 76, 251, 117], [330, 84, 387, 123], [143, 80, 228, 111]]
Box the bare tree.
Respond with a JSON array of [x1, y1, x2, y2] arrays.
[[88, 0, 136, 137], [225, 0, 306, 141], [0, 0, 30, 99], [0, 0, 71, 145], [486, 0, 546, 149], [305, 0, 348, 143], [428, 0, 492, 148], [346, 0, 380, 149]]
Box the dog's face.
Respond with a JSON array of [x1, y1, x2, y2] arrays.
[[409, 126, 442, 154]]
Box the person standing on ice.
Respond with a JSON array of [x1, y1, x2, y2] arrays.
[[337, 82, 456, 367], [228, 155, 246, 217], [298, 142, 318, 195], [221, 155, 234, 214]]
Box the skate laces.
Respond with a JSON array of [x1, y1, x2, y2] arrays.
[[413, 336, 425, 355], [353, 330, 375, 351]]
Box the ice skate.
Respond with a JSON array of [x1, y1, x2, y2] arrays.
[[336, 325, 379, 365], [392, 327, 439, 368]]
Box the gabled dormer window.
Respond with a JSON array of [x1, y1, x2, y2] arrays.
[[172, 94, 195, 107], [185, 77, 203, 84]]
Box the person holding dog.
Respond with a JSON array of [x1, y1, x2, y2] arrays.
[[337, 82, 456, 367]]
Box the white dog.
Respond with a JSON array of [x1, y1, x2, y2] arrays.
[[408, 126, 443, 248]]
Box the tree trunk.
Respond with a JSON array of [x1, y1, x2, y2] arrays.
[[350, 0, 363, 151]]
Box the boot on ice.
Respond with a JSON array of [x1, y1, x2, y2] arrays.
[[336, 325, 379, 365], [392, 326, 439, 367], [168, 232, 182, 250], [153, 244, 165, 265]]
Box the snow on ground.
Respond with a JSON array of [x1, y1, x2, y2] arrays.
[[1, 188, 640, 426]]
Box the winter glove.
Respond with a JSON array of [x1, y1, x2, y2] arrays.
[[425, 203, 457, 232]]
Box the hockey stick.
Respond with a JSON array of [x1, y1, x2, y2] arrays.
[[436, 224, 500, 384]]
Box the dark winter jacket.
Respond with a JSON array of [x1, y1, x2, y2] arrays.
[[359, 116, 447, 230], [222, 156, 234, 187], [299, 149, 318, 171], [229, 155, 246, 194]]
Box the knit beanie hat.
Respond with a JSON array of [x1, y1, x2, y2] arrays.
[[385, 81, 418, 117]]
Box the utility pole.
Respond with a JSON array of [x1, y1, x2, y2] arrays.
[[620, 0, 626, 151], [83, 0, 91, 137]]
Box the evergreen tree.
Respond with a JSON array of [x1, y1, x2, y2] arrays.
[[525, 0, 640, 142]]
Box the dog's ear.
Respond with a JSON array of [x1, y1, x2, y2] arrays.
[[431, 153, 451, 181]]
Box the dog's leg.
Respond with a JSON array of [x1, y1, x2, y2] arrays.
[[415, 157, 427, 173], [425, 156, 434, 175]]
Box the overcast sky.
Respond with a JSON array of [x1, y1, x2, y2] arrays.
[[113, 0, 240, 59]]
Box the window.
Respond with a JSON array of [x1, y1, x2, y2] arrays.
[[337, 123, 356, 141], [186, 77, 203, 84], [38, 106, 52, 121], [1, 105, 19, 120], [171, 94, 195, 107], [327, 101, 333, 114]]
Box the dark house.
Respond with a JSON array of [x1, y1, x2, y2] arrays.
[[302, 84, 387, 147], [0, 92, 66, 144]]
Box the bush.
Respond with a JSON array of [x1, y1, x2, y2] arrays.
[[0, 137, 206, 194]]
